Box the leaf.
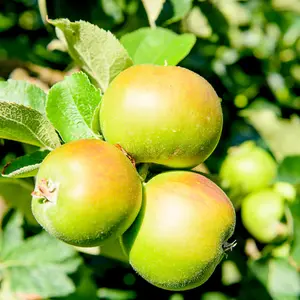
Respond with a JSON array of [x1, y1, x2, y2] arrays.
[[214, 0, 250, 26], [2, 150, 50, 178], [268, 259, 300, 297], [165, 0, 193, 24], [4, 231, 79, 265], [48, 18, 133, 92], [0, 212, 23, 258], [97, 288, 136, 300], [120, 27, 196, 66], [91, 101, 102, 134], [240, 108, 300, 161], [249, 258, 300, 298], [0, 80, 46, 114], [57, 266, 98, 300], [101, 0, 124, 24], [277, 156, 300, 184], [290, 196, 300, 266], [142, 0, 166, 28], [9, 265, 75, 298], [0, 178, 37, 225], [248, 258, 269, 288], [99, 238, 128, 263], [181, 6, 212, 38], [0, 101, 61, 149], [2, 231, 81, 298], [46, 72, 102, 143], [267, 73, 300, 109]]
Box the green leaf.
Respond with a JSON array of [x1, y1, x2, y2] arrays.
[[290, 196, 300, 266], [268, 259, 300, 297], [241, 108, 300, 161], [91, 101, 102, 134], [99, 238, 128, 263], [267, 73, 300, 109], [0, 212, 23, 258], [0, 101, 61, 149], [4, 231, 79, 264], [142, 0, 166, 28], [221, 260, 242, 286], [181, 6, 212, 38], [201, 292, 229, 300], [248, 258, 269, 288], [46, 72, 102, 143], [2, 231, 81, 298], [214, 0, 250, 26], [165, 0, 193, 24], [1, 150, 50, 178], [249, 258, 300, 298], [98, 288, 136, 300], [277, 156, 300, 184], [48, 18, 133, 92], [0, 80, 46, 114], [57, 266, 98, 300], [120, 27, 196, 66], [0, 178, 37, 225], [9, 265, 75, 298], [101, 0, 124, 24]]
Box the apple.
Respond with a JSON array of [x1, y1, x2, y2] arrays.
[[241, 189, 288, 243], [31, 139, 142, 247], [121, 171, 236, 290], [220, 141, 277, 195], [100, 64, 223, 169]]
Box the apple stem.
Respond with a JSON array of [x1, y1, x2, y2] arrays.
[[31, 179, 58, 204]]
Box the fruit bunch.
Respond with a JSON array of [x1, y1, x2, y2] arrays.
[[31, 64, 236, 291], [220, 141, 295, 245]]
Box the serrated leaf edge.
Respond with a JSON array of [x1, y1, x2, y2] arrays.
[[0, 101, 61, 149]]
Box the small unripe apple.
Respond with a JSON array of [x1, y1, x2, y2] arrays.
[[121, 171, 236, 291], [100, 64, 223, 169], [273, 182, 296, 203], [220, 141, 277, 195], [241, 189, 287, 243], [31, 139, 142, 247]]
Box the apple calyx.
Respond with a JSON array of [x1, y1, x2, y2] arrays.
[[31, 178, 59, 204], [222, 240, 237, 252]]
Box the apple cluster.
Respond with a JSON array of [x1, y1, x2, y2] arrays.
[[220, 141, 295, 246], [31, 64, 236, 291]]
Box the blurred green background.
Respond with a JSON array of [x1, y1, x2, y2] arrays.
[[0, 0, 299, 299]]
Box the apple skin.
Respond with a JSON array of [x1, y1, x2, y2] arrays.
[[31, 139, 142, 247], [220, 141, 277, 195], [100, 64, 223, 169], [121, 171, 236, 291], [241, 189, 287, 243]]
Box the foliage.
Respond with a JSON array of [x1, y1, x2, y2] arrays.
[[0, 0, 299, 299]]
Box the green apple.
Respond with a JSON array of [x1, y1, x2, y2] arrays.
[[31, 139, 142, 247], [121, 171, 236, 291], [100, 64, 223, 169], [220, 141, 277, 195], [241, 189, 288, 243]]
